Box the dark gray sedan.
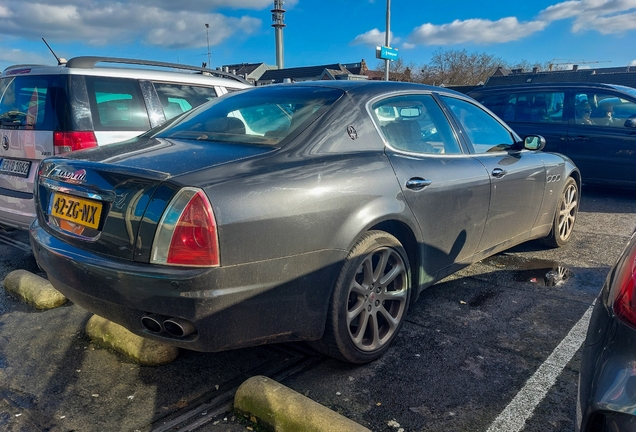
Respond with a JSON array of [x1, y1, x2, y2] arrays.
[[29, 81, 580, 363]]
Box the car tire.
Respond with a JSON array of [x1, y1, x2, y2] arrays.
[[310, 230, 411, 363], [541, 177, 579, 248]]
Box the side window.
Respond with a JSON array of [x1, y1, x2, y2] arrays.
[[503, 91, 564, 123], [441, 96, 515, 154], [573, 92, 636, 128], [85, 77, 150, 131], [572, 93, 595, 126], [153, 83, 218, 120], [371, 94, 462, 155], [474, 93, 506, 116], [0, 75, 57, 131]]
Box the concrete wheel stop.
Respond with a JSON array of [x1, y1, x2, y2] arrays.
[[86, 314, 179, 366], [235, 375, 370, 432], [3, 269, 67, 310]]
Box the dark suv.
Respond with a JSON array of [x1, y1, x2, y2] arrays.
[[468, 83, 636, 187]]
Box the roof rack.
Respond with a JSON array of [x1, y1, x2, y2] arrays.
[[64, 56, 251, 85]]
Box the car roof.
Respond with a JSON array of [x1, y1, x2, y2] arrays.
[[1, 56, 251, 87], [264, 80, 468, 99], [468, 82, 629, 94]]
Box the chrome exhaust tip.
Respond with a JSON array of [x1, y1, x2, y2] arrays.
[[163, 317, 196, 338], [141, 314, 164, 333]]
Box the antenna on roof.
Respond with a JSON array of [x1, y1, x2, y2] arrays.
[[41, 38, 67, 65]]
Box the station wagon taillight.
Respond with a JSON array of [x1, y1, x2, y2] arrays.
[[150, 188, 220, 267], [612, 236, 636, 327], [53, 131, 98, 154]]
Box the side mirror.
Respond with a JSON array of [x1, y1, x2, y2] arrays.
[[523, 135, 546, 151], [624, 116, 636, 128]]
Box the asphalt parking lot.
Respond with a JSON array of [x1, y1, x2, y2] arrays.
[[0, 185, 634, 432]]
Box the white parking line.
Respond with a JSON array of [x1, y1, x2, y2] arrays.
[[486, 304, 594, 432]]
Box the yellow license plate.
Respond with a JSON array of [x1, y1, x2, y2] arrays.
[[50, 192, 103, 230]]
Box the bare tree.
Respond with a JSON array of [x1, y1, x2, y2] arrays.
[[508, 59, 551, 72], [375, 58, 419, 82], [425, 49, 505, 86], [373, 49, 552, 86]]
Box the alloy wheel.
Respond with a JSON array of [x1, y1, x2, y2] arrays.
[[345, 246, 408, 352], [557, 182, 578, 241]]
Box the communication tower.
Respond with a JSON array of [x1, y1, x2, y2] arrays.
[[271, 0, 286, 69]]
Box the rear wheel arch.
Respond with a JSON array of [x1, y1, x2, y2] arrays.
[[369, 220, 420, 302], [569, 169, 582, 191]]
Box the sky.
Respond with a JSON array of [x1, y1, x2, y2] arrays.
[[1, 0, 636, 73]]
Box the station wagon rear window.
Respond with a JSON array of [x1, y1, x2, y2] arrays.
[[158, 86, 344, 146], [0, 75, 60, 130]]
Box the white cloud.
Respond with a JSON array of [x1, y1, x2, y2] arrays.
[[539, 0, 636, 33], [398, 0, 636, 49], [135, 0, 298, 12], [351, 28, 400, 46], [538, 0, 581, 21], [145, 14, 260, 49], [631, 59, 636, 65], [0, 46, 52, 65], [407, 17, 547, 46], [590, 11, 636, 33], [0, 0, 265, 49], [0, 4, 12, 17]]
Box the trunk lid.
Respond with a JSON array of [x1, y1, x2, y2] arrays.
[[36, 136, 275, 260]]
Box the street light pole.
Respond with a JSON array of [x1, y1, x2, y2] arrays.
[[205, 23, 211, 68], [384, 0, 391, 81]]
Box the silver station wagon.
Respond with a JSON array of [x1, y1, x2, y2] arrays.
[[0, 56, 250, 230]]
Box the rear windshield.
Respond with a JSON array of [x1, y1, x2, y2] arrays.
[[0, 75, 61, 131], [156, 86, 344, 146]]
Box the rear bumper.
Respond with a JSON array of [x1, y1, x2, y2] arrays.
[[30, 219, 345, 352], [0, 189, 36, 230]]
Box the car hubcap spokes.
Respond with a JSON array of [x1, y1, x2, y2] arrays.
[[346, 247, 408, 351], [557, 184, 578, 240]]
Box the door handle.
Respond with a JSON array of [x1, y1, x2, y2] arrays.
[[406, 178, 432, 191], [491, 168, 507, 178]]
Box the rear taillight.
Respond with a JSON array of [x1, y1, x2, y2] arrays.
[[150, 188, 219, 267], [612, 236, 636, 327], [53, 131, 98, 154]]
